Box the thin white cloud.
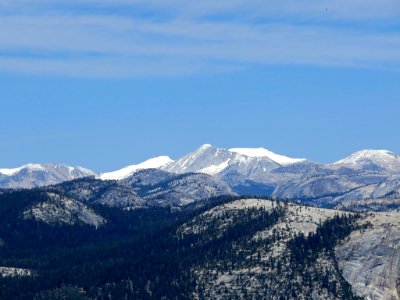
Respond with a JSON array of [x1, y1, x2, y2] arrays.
[[3, 0, 399, 20], [0, 0, 399, 77]]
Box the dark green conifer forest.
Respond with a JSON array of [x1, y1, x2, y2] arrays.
[[0, 192, 364, 299]]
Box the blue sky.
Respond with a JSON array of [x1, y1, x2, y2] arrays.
[[1, 0, 400, 172]]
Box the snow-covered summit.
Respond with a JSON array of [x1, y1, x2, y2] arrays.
[[100, 156, 174, 181], [200, 144, 213, 149], [161, 144, 280, 176], [0, 163, 97, 189], [161, 144, 234, 175], [0, 164, 46, 176], [229, 147, 306, 166], [0, 163, 95, 177], [332, 149, 400, 173], [334, 150, 397, 164]]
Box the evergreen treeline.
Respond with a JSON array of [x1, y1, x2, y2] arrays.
[[0, 191, 363, 299]]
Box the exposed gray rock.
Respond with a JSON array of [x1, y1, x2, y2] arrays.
[[93, 185, 144, 208], [336, 198, 400, 212], [272, 175, 360, 200], [46, 170, 235, 208], [0, 267, 32, 277], [180, 198, 352, 299], [23, 192, 105, 227], [141, 172, 236, 206], [336, 212, 400, 300]]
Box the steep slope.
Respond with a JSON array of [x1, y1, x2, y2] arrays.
[[127, 170, 236, 206], [23, 192, 105, 227], [229, 147, 306, 165], [336, 212, 400, 299], [0, 189, 106, 229], [0, 164, 96, 189], [161, 144, 280, 175], [179, 198, 400, 299], [179, 198, 362, 299], [162, 144, 241, 175], [99, 156, 173, 180], [0, 193, 399, 299], [272, 175, 361, 204], [159, 145, 398, 206], [2, 146, 400, 211]]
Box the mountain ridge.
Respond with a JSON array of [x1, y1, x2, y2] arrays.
[[1, 145, 399, 212]]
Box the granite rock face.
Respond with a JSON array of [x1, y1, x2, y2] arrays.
[[336, 212, 400, 300], [23, 192, 106, 227]]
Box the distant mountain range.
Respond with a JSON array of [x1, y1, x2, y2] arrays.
[[1, 146, 400, 299], [1, 145, 400, 210], [0, 164, 96, 189]]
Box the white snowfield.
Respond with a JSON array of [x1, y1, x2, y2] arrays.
[[99, 156, 173, 180], [229, 147, 306, 165], [199, 161, 230, 175]]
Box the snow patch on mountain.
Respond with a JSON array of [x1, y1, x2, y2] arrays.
[[100, 156, 173, 180], [229, 148, 306, 165], [199, 160, 230, 175]]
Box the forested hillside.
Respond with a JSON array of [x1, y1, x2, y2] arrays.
[[1, 190, 393, 299]]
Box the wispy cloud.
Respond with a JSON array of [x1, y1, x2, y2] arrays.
[[0, 0, 399, 77]]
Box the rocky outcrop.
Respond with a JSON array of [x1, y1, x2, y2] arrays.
[[0, 267, 32, 277], [336, 212, 400, 300], [23, 192, 105, 227]]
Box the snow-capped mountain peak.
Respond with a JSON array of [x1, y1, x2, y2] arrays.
[[0, 163, 46, 176], [200, 144, 213, 149], [333, 150, 399, 164], [100, 156, 174, 181], [229, 147, 306, 166], [161, 145, 281, 176], [161, 144, 238, 175], [332, 149, 400, 173], [0, 163, 97, 189], [0, 163, 95, 177]]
